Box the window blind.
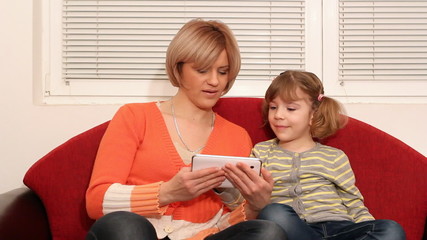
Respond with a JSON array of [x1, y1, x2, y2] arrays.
[[339, 0, 427, 83], [62, 0, 305, 95]]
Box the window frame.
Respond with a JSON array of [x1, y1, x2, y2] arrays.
[[39, 0, 427, 104], [323, 0, 427, 104]]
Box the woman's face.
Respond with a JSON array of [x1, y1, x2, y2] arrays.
[[179, 49, 229, 109]]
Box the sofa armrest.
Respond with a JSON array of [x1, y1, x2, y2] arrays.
[[0, 187, 51, 240]]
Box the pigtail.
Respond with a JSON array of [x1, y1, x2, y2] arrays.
[[311, 96, 348, 139]]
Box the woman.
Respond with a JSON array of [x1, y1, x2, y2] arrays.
[[85, 19, 285, 240]]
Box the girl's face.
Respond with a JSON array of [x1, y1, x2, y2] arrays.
[[179, 49, 229, 109], [268, 88, 314, 149]]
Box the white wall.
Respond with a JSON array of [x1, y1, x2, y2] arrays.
[[0, 1, 426, 194], [0, 1, 121, 194]]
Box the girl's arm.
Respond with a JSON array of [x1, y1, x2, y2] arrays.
[[333, 153, 375, 222]]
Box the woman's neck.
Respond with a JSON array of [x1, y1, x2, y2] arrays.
[[159, 95, 216, 154], [169, 95, 214, 123]]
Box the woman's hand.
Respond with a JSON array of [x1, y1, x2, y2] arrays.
[[159, 167, 225, 206], [223, 162, 274, 218]]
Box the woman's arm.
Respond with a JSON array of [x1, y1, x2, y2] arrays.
[[86, 104, 168, 219]]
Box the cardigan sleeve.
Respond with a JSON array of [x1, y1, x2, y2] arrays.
[[185, 202, 247, 240], [215, 188, 244, 210], [215, 202, 247, 231], [333, 152, 375, 222], [100, 182, 168, 216], [86, 104, 167, 219]]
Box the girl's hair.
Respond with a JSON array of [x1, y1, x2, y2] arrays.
[[263, 70, 348, 139], [166, 18, 241, 94]]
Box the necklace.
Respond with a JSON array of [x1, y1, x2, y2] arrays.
[[171, 100, 215, 154]]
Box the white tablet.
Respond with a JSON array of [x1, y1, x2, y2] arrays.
[[191, 154, 262, 188]]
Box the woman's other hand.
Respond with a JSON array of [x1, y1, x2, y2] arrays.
[[159, 167, 225, 206], [223, 162, 274, 218]]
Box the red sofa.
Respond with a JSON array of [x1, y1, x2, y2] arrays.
[[0, 97, 426, 240]]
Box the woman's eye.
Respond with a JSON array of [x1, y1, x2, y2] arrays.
[[197, 69, 207, 74], [218, 69, 229, 75], [287, 107, 296, 111], [269, 106, 277, 110]]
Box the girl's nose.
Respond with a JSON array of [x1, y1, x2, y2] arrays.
[[274, 108, 286, 120]]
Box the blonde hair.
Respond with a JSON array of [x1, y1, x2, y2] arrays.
[[263, 70, 348, 139], [166, 18, 241, 94]]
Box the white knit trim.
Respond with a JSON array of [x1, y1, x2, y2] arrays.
[[102, 183, 134, 214]]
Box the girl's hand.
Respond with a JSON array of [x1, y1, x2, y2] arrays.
[[159, 167, 225, 206], [223, 162, 274, 218]]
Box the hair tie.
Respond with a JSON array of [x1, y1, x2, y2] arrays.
[[318, 94, 324, 101]]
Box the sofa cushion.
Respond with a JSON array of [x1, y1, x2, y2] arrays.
[[24, 122, 109, 240]]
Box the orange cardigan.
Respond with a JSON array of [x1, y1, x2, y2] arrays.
[[86, 102, 253, 231]]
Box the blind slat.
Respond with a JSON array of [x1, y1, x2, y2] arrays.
[[62, 0, 305, 82], [339, 0, 427, 82]]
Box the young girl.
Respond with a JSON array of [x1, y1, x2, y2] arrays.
[[254, 70, 405, 239]]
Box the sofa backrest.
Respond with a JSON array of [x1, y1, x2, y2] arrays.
[[320, 116, 427, 240], [24, 97, 426, 240], [24, 122, 108, 240]]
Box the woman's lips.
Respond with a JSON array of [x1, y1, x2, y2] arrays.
[[203, 89, 219, 96]]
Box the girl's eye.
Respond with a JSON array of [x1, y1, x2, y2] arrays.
[[197, 70, 207, 74], [269, 106, 277, 110], [219, 70, 228, 75], [287, 107, 296, 111]]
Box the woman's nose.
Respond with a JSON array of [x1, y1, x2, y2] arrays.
[[207, 72, 220, 86]]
